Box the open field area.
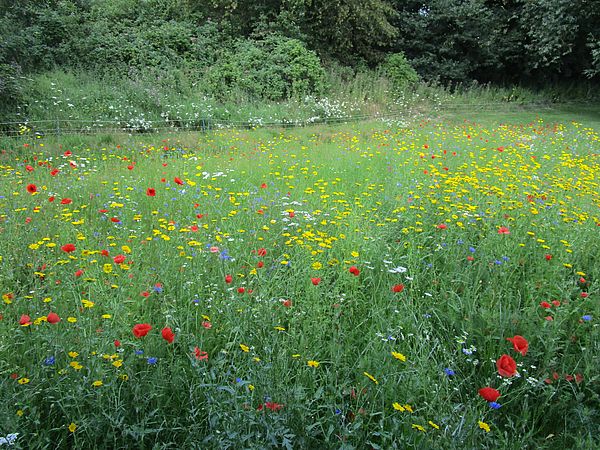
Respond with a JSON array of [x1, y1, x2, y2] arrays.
[[1, 108, 599, 449]]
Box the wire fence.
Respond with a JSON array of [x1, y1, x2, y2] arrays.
[[0, 101, 585, 138]]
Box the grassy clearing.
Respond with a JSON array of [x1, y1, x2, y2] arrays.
[[0, 110, 599, 449]]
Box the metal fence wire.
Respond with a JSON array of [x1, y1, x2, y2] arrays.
[[0, 101, 574, 138]]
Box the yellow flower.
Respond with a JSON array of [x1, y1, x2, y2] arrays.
[[478, 421, 490, 432], [311, 261, 322, 270], [68, 422, 77, 433], [412, 424, 426, 432], [391, 351, 406, 362], [103, 264, 113, 274], [18, 377, 30, 385], [67, 317, 77, 323], [392, 402, 405, 412], [307, 360, 320, 368], [112, 360, 123, 368], [68, 351, 79, 358], [428, 421, 440, 430], [70, 362, 83, 370], [240, 344, 250, 353], [363, 371, 378, 384], [92, 380, 103, 387]]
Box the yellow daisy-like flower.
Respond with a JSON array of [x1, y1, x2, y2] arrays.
[[392, 402, 405, 412], [239, 344, 250, 353], [412, 424, 426, 432], [68, 422, 77, 433], [92, 380, 103, 387], [428, 421, 440, 430], [391, 351, 406, 362], [363, 371, 378, 384], [68, 351, 79, 358], [18, 377, 30, 385], [478, 421, 490, 432], [307, 360, 320, 368]]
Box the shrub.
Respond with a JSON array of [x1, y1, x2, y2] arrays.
[[206, 35, 327, 101], [381, 52, 420, 90]]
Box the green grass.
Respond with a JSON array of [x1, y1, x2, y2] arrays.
[[0, 110, 599, 449]]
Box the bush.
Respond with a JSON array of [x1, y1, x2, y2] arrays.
[[206, 35, 327, 101], [0, 62, 25, 124], [381, 52, 419, 90]]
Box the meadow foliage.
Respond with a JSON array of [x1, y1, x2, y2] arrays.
[[0, 117, 599, 448]]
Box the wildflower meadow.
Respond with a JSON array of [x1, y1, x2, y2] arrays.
[[0, 115, 599, 449]]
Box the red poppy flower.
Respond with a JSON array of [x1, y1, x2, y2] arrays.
[[146, 188, 156, 197], [496, 354, 517, 377], [100, 249, 109, 257], [141, 291, 150, 298], [506, 335, 528, 356], [436, 223, 447, 230], [114, 340, 121, 347], [551, 300, 561, 307], [110, 217, 120, 223], [349, 266, 360, 276], [61, 198, 72, 205], [257, 248, 267, 257], [498, 226, 510, 234], [201, 321, 212, 329], [257, 261, 264, 268], [61, 243, 76, 253], [289, 211, 295, 218], [161, 178, 166, 183], [48, 196, 55, 202], [540, 301, 551, 309], [132, 323, 152, 338], [237, 287, 246, 294], [75, 269, 83, 277], [26, 184, 37, 194], [478, 387, 500, 402], [225, 274, 233, 284], [194, 346, 208, 360], [25, 165, 34, 172], [392, 284, 405, 293], [581, 292, 589, 298], [50, 169, 59, 176], [174, 177, 184, 185], [113, 255, 126, 264], [64, 150, 72, 157], [311, 277, 321, 285], [545, 254, 552, 261], [281, 299, 292, 307], [47, 312, 61, 324], [127, 165, 134, 170], [161, 327, 175, 343], [19, 314, 31, 326], [264, 402, 284, 411]]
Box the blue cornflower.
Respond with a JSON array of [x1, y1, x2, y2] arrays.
[[147, 357, 158, 365], [489, 402, 502, 409], [582, 315, 592, 321], [444, 368, 455, 376], [135, 349, 144, 355], [469, 246, 476, 253], [43, 356, 56, 366]]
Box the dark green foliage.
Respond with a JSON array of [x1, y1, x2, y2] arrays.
[[0, 0, 599, 126], [0, 63, 25, 123], [381, 52, 419, 90], [206, 35, 327, 101]]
